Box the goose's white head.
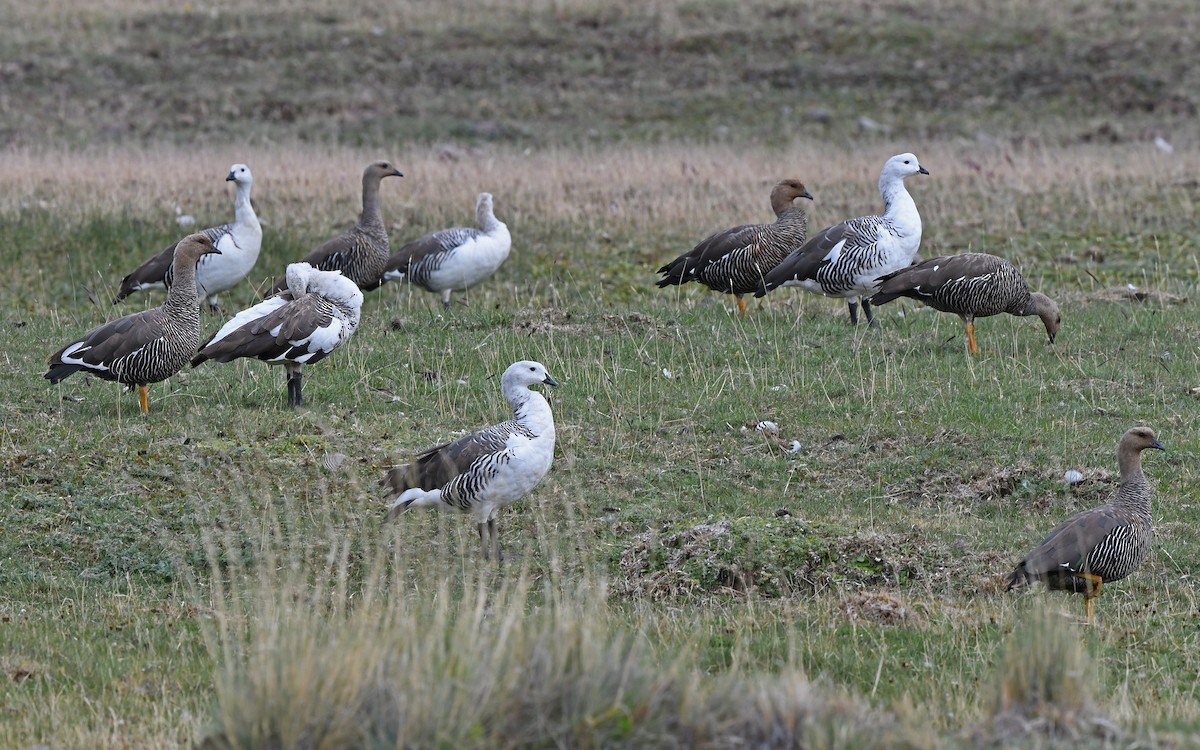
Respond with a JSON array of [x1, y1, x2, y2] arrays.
[[502, 360, 558, 391], [880, 152, 929, 182], [226, 163, 253, 186]]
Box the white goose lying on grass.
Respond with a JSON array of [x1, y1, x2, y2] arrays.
[[191, 262, 363, 408], [383, 360, 557, 560]]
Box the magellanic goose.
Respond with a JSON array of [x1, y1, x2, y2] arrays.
[[870, 252, 1061, 354], [380, 192, 511, 308], [655, 178, 814, 316], [383, 360, 558, 560], [264, 160, 402, 295], [47, 234, 219, 414], [113, 164, 262, 312], [192, 262, 363, 408], [755, 153, 929, 327], [1007, 427, 1164, 623]]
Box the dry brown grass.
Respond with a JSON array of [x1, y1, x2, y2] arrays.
[[2, 141, 1196, 248]]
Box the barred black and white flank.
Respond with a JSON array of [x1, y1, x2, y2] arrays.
[[380, 192, 511, 308], [192, 263, 363, 408], [870, 252, 1061, 354], [383, 360, 558, 560], [1006, 426, 1164, 622], [114, 164, 262, 312], [47, 234, 220, 414], [264, 161, 403, 295], [756, 153, 929, 327], [655, 178, 813, 316]]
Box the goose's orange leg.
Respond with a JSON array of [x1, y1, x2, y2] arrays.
[[138, 385, 150, 415], [736, 296, 747, 317], [965, 321, 980, 355], [1077, 572, 1103, 623]]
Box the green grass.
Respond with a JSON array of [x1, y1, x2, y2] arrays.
[[3, 0, 1200, 746]]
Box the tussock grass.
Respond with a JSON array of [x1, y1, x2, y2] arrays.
[[193, 501, 935, 750]]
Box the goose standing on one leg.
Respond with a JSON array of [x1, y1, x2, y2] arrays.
[[655, 178, 814, 316], [380, 192, 511, 308], [264, 160, 403, 295], [755, 153, 928, 327], [870, 252, 1061, 353], [383, 360, 558, 560], [113, 163, 261, 312], [47, 234, 219, 414], [191, 263, 363, 408], [1006, 427, 1164, 623]]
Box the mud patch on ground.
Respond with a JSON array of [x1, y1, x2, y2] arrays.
[[1090, 287, 1187, 305], [614, 516, 953, 600], [837, 592, 920, 627]]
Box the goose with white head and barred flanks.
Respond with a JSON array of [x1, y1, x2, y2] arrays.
[[755, 153, 929, 327], [381, 192, 511, 308], [655, 178, 814, 316], [870, 252, 1061, 354], [113, 163, 262, 312], [264, 160, 403, 295], [1006, 426, 1164, 623], [47, 234, 220, 414], [191, 262, 363, 408], [383, 360, 558, 560]]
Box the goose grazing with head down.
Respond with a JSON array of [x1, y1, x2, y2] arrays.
[[381, 192, 512, 308], [47, 234, 219, 414], [755, 153, 929, 327], [264, 160, 403, 295], [870, 252, 1061, 354], [1006, 427, 1164, 623], [113, 163, 262, 312], [383, 360, 558, 560], [191, 262, 363, 408], [655, 178, 814, 316]]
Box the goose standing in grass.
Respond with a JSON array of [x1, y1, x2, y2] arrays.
[[47, 235, 219, 414], [1006, 427, 1164, 623], [113, 164, 261, 312], [383, 360, 558, 560], [870, 252, 1061, 353], [755, 153, 929, 327], [655, 178, 814, 316], [380, 192, 511, 308], [192, 263, 363, 408], [265, 160, 403, 295]]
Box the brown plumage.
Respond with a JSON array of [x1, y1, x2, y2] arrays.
[[870, 252, 1060, 354], [46, 234, 220, 414], [264, 161, 403, 295], [655, 179, 813, 316], [1006, 427, 1165, 622]]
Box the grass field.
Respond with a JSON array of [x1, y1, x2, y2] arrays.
[[2, 1, 1200, 748]]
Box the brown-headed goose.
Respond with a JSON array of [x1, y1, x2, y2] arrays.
[[264, 160, 402, 295], [870, 252, 1060, 353], [656, 178, 813, 316], [47, 234, 219, 414]]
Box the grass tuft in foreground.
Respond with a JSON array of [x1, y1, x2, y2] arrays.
[[193, 501, 935, 750]]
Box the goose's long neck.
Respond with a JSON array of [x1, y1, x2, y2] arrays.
[[478, 200, 503, 234], [361, 176, 384, 230], [506, 385, 555, 437], [165, 254, 202, 314], [1114, 447, 1152, 518], [879, 176, 921, 235], [233, 181, 258, 228]]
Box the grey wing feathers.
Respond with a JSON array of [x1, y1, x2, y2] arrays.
[[193, 294, 334, 366], [872, 254, 1001, 305], [48, 310, 165, 380], [656, 224, 755, 287], [757, 223, 851, 295], [1012, 507, 1122, 581], [382, 421, 515, 499]]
